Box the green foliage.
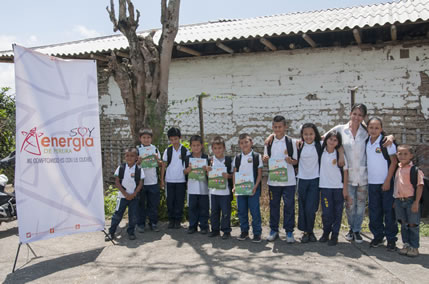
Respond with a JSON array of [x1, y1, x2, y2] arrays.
[[230, 198, 239, 226], [104, 185, 119, 218], [0, 87, 15, 183]]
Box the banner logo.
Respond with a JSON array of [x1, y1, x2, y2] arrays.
[[20, 127, 43, 156]]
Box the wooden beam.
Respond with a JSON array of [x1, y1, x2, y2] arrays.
[[216, 41, 234, 54], [353, 29, 362, 45], [302, 34, 316, 48], [0, 57, 13, 63], [260, 38, 277, 51], [115, 51, 130, 58], [176, 45, 201, 56], [90, 54, 109, 62], [391, 25, 397, 41]]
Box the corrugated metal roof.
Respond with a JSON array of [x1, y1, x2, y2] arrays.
[[1, 0, 428, 58]]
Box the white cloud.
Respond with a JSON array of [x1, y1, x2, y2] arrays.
[[73, 25, 101, 38], [0, 64, 15, 94], [0, 35, 16, 51]]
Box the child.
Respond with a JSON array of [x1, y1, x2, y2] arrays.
[[263, 115, 298, 243], [394, 144, 425, 257], [183, 135, 210, 234], [319, 131, 350, 246], [106, 147, 144, 241], [136, 128, 162, 233], [206, 136, 233, 239], [366, 117, 398, 250], [233, 133, 263, 242], [161, 127, 189, 229], [297, 123, 322, 243]]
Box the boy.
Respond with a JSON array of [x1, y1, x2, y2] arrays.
[[161, 127, 189, 229], [136, 128, 162, 233], [263, 115, 298, 243], [206, 136, 233, 239], [233, 133, 263, 242], [106, 147, 144, 241], [394, 144, 424, 257]]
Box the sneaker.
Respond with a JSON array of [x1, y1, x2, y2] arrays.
[[128, 234, 136, 240], [104, 233, 114, 242], [370, 238, 384, 248], [237, 232, 249, 241], [309, 233, 317, 242], [354, 232, 363, 244], [386, 240, 396, 251], [252, 235, 262, 243], [328, 236, 338, 246], [174, 220, 182, 229], [187, 227, 197, 234], [209, 230, 220, 237], [222, 232, 231, 240], [319, 233, 329, 243], [200, 229, 208, 235], [266, 230, 279, 242], [398, 243, 410, 255], [407, 247, 419, 257], [345, 229, 354, 241], [168, 220, 174, 229], [150, 224, 160, 232], [301, 232, 310, 243], [286, 232, 295, 243], [136, 225, 145, 233]]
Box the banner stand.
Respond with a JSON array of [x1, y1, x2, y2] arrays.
[[102, 229, 116, 245]]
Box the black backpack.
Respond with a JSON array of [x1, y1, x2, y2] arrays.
[[234, 152, 260, 184], [318, 146, 344, 183], [365, 134, 397, 167], [166, 145, 188, 167], [266, 135, 297, 172], [118, 163, 142, 191], [410, 166, 428, 203]]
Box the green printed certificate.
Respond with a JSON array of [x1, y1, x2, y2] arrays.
[[139, 146, 158, 168], [208, 167, 227, 190], [188, 158, 207, 181], [234, 172, 254, 196], [269, 158, 288, 182]]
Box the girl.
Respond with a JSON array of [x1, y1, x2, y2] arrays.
[[183, 135, 210, 234], [319, 131, 350, 246], [366, 117, 398, 250], [297, 123, 322, 243]]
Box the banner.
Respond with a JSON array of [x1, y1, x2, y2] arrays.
[[14, 45, 105, 243]]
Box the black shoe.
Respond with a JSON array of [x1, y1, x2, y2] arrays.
[[237, 232, 249, 241], [345, 229, 354, 241], [301, 233, 310, 243], [309, 233, 317, 242], [174, 220, 182, 229], [200, 229, 208, 235], [222, 232, 231, 240], [168, 220, 174, 229], [187, 227, 197, 234], [328, 236, 338, 246], [209, 230, 220, 237], [354, 232, 363, 244], [387, 240, 397, 251], [105, 233, 114, 242], [370, 238, 384, 248], [319, 233, 329, 243], [128, 234, 136, 240], [150, 223, 160, 232], [252, 235, 262, 243]]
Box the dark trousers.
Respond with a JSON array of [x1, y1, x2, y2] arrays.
[[166, 182, 186, 222], [210, 195, 232, 233], [237, 186, 262, 235], [298, 178, 320, 233], [109, 197, 138, 235], [269, 185, 296, 233], [188, 194, 210, 230], [137, 184, 160, 226], [368, 183, 398, 242], [320, 188, 344, 236]]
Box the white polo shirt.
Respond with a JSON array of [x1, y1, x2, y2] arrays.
[[319, 149, 348, 189], [209, 156, 230, 196], [138, 144, 160, 186], [114, 164, 145, 198], [232, 151, 263, 182], [187, 155, 209, 195], [264, 135, 298, 186], [162, 145, 189, 183], [297, 142, 320, 180], [367, 135, 396, 184]]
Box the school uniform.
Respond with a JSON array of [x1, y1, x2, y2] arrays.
[[393, 162, 424, 249], [186, 154, 210, 231], [233, 151, 263, 236], [209, 156, 233, 234], [297, 142, 320, 233], [367, 136, 398, 242], [109, 163, 145, 236], [319, 149, 347, 237], [264, 136, 298, 234], [163, 145, 189, 224], [137, 144, 161, 228]]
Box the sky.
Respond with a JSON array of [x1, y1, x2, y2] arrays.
[[0, 0, 392, 94]]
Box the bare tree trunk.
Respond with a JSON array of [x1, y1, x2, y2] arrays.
[[107, 0, 180, 145]]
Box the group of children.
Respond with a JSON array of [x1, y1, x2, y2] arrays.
[[106, 113, 425, 257]]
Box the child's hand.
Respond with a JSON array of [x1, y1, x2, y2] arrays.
[[222, 172, 229, 179], [206, 166, 212, 172], [285, 156, 294, 164], [382, 180, 391, 191], [296, 140, 303, 150], [264, 134, 275, 145], [382, 135, 395, 147], [411, 201, 419, 213], [252, 186, 257, 196], [263, 155, 269, 163], [137, 156, 143, 164], [157, 159, 163, 167], [160, 180, 164, 189], [337, 147, 345, 167], [344, 195, 352, 208], [232, 187, 235, 193], [184, 166, 192, 174], [125, 193, 134, 200]]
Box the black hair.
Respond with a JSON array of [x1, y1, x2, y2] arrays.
[[139, 128, 153, 137], [322, 130, 342, 150], [300, 123, 321, 143], [167, 127, 181, 138], [397, 144, 415, 155], [238, 133, 252, 141], [351, 103, 368, 117], [367, 117, 387, 137], [125, 147, 138, 154], [272, 115, 287, 126], [190, 135, 203, 145]]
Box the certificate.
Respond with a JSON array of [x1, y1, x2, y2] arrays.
[[208, 167, 227, 190], [139, 146, 158, 168], [234, 172, 254, 196], [269, 158, 288, 182], [188, 158, 207, 181]]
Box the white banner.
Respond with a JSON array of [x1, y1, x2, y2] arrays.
[[14, 45, 105, 243]]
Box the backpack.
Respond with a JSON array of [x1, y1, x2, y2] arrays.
[[118, 163, 142, 191], [410, 166, 429, 204], [365, 134, 397, 167], [234, 152, 260, 184], [267, 135, 297, 172], [318, 146, 344, 183], [166, 145, 188, 167]]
